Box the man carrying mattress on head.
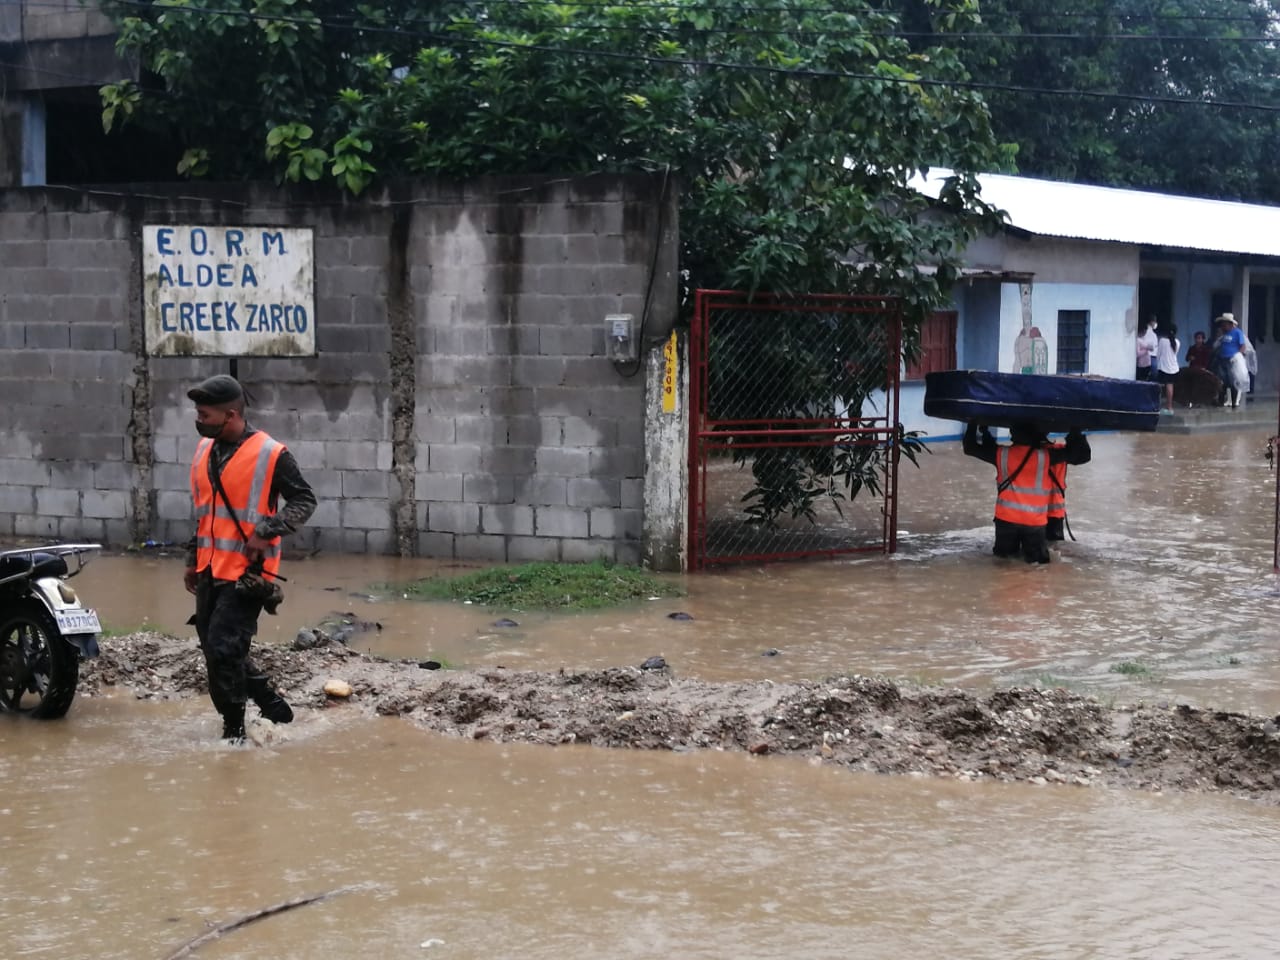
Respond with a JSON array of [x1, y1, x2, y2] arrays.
[[962, 421, 1091, 564]]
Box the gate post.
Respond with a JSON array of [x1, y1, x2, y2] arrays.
[[642, 328, 688, 571]]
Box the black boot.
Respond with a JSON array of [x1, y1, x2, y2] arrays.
[[247, 674, 294, 725], [221, 705, 247, 743]]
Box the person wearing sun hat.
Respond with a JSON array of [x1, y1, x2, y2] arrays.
[[1212, 313, 1246, 407]]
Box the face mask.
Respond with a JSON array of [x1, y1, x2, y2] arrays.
[[196, 417, 229, 440]]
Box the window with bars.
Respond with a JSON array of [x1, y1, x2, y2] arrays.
[[904, 310, 957, 379], [1057, 310, 1089, 374]]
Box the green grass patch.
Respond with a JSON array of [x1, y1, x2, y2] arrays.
[[99, 622, 146, 638], [1109, 660, 1152, 676], [389, 560, 683, 611]]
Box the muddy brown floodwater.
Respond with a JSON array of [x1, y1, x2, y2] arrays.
[[6, 430, 1280, 959]]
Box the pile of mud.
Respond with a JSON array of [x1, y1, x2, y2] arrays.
[[81, 634, 1280, 803]]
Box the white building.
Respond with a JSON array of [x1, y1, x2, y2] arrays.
[[901, 170, 1280, 438]]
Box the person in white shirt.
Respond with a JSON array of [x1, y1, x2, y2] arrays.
[[1136, 315, 1159, 381], [1155, 323, 1181, 413]]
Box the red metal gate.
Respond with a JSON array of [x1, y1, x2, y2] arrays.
[[689, 290, 904, 568]]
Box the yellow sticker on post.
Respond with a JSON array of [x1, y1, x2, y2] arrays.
[[661, 331, 678, 414]]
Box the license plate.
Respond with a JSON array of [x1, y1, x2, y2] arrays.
[[55, 608, 101, 635]]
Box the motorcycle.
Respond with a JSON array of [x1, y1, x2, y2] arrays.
[[0, 544, 103, 719]]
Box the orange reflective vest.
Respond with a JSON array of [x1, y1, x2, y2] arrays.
[[190, 431, 285, 582], [994, 444, 1051, 526], [1048, 441, 1067, 519]]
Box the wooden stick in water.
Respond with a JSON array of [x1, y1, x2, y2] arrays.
[[162, 885, 359, 960]]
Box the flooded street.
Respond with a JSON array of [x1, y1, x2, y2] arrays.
[[8, 428, 1280, 957]]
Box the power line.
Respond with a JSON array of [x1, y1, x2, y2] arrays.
[[6, 1, 1280, 113], [9, 0, 1280, 43]]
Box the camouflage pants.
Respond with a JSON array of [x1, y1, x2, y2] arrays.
[[194, 570, 268, 719]]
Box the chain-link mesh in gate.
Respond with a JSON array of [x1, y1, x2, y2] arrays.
[[690, 291, 904, 568]]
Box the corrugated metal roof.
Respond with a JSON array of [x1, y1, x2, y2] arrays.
[[913, 168, 1280, 259]]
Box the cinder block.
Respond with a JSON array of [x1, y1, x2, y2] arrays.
[[92, 461, 135, 490], [36, 487, 80, 517], [323, 440, 380, 470], [481, 504, 534, 536], [313, 528, 348, 556], [306, 470, 343, 500], [0, 457, 50, 485], [621, 478, 644, 510], [507, 536, 561, 562], [39, 433, 123, 464], [483, 446, 536, 476], [616, 542, 642, 566], [539, 326, 598, 357], [151, 435, 179, 464], [365, 530, 397, 555], [341, 469, 391, 499], [589, 388, 643, 418], [562, 538, 614, 563], [81, 489, 127, 519], [25, 323, 70, 349], [564, 416, 612, 446], [465, 474, 515, 504], [519, 475, 566, 506], [308, 499, 341, 527], [416, 530, 457, 559], [316, 324, 371, 353], [513, 356, 567, 387], [592, 446, 643, 478], [455, 416, 497, 444], [536, 447, 590, 476], [342, 498, 392, 530], [534, 506, 588, 538], [454, 534, 508, 562], [0, 431, 35, 458], [416, 472, 463, 501], [569, 478, 621, 509], [429, 444, 483, 473], [0, 485, 35, 513], [427, 501, 479, 534], [66, 322, 116, 352], [156, 490, 192, 521], [15, 514, 57, 538]]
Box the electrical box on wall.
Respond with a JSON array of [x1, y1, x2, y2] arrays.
[[606, 313, 636, 362]]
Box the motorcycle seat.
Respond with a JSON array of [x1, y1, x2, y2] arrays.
[[0, 552, 69, 581]]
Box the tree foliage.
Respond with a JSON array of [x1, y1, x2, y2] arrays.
[[102, 0, 1008, 301], [898, 0, 1280, 203], [101, 0, 1010, 525]]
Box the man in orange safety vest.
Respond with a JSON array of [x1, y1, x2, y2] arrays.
[[963, 421, 1090, 563], [185, 374, 317, 742]]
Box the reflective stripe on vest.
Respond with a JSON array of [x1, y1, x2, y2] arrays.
[[995, 445, 1051, 525], [190, 431, 285, 582]]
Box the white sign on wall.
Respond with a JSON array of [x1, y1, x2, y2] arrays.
[[142, 225, 316, 357]]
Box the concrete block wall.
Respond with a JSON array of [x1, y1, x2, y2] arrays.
[[0, 175, 681, 565]]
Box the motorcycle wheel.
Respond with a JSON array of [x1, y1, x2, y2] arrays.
[[0, 602, 79, 719]]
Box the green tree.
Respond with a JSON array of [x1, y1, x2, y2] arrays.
[[102, 0, 1010, 524], [899, 0, 1280, 203]]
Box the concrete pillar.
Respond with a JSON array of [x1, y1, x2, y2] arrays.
[[21, 95, 46, 186], [642, 329, 687, 572], [1233, 264, 1251, 339]]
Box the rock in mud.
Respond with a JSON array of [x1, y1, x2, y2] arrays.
[[492, 618, 520, 628], [639, 656, 668, 672], [667, 612, 694, 621], [323, 679, 353, 699]]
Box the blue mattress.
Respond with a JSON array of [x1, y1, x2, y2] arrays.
[[923, 370, 1161, 432]]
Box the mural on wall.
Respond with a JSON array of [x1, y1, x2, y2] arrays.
[[1012, 281, 1048, 374]]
